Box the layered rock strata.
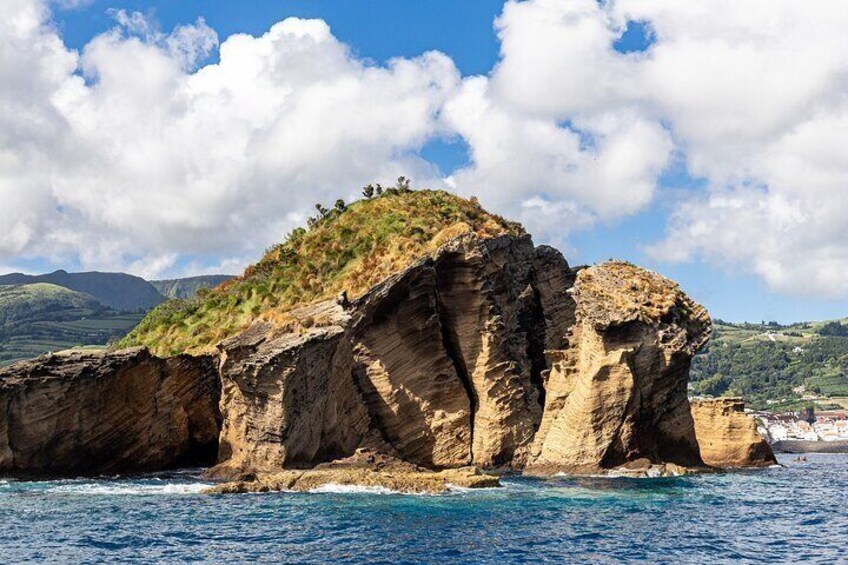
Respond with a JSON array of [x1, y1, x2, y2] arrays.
[[690, 398, 777, 468], [525, 262, 713, 475], [0, 348, 220, 476], [213, 301, 371, 476], [0, 233, 773, 481]]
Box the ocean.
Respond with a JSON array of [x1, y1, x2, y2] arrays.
[[1, 453, 845, 564]]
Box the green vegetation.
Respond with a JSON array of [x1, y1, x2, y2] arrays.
[[690, 320, 848, 410], [0, 284, 143, 366], [122, 187, 523, 356], [817, 321, 848, 337]]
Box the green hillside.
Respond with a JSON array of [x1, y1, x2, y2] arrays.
[[0, 270, 164, 311], [690, 319, 848, 410], [0, 284, 143, 366], [150, 275, 232, 299], [122, 188, 523, 356]]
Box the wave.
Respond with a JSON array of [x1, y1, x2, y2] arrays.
[[307, 483, 403, 495], [444, 483, 502, 494], [45, 482, 212, 495]]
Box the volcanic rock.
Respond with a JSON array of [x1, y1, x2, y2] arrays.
[[526, 261, 712, 474], [690, 398, 777, 468], [205, 448, 500, 494], [0, 348, 220, 476]]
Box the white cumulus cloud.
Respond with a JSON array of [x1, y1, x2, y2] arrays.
[[0, 1, 459, 276], [2, 0, 848, 299]]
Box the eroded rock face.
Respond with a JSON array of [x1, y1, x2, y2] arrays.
[[0, 236, 772, 481], [347, 234, 571, 468], [690, 398, 776, 468], [213, 302, 371, 476], [526, 261, 712, 474], [0, 348, 220, 477], [211, 234, 571, 471]]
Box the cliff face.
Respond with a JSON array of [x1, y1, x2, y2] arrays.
[[349, 234, 551, 468], [0, 348, 220, 476], [690, 398, 776, 468], [526, 262, 712, 474], [211, 234, 563, 475], [0, 195, 774, 480], [214, 302, 371, 476]]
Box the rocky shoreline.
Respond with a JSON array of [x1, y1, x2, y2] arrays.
[[0, 231, 776, 490]]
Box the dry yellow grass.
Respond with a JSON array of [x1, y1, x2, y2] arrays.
[[121, 190, 523, 356]]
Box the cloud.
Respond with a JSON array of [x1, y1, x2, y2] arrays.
[[2, 0, 848, 298], [621, 0, 848, 297], [0, 1, 459, 277], [449, 0, 848, 297], [443, 0, 673, 234]]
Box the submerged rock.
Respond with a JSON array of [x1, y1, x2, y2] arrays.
[[0, 348, 220, 477], [690, 398, 777, 468]]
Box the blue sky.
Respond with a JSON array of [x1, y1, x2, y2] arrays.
[[8, 0, 848, 323]]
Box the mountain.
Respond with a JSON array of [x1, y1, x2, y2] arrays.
[[0, 283, 143, 366], [690, 319, 848, 410], [0, 273, 232, 366], [149, 275, 232, 299], [0, 270, 164, 312]]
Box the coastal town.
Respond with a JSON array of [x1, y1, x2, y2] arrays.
[[754, 408, 848, 443]]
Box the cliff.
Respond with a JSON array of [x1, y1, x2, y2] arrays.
[[0, 190, 774, 487], [525, 262, 712, 474], [0, 348, 220, 476]]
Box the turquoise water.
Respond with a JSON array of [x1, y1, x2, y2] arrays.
[[0, 454, 845, 564]]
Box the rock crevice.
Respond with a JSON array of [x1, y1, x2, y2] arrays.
[[0, 235, 775, 480]]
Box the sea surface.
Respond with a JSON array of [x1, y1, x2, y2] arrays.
[[1, 453, 845, 564]]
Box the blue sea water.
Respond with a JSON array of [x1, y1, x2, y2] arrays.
[[0, 453, 845, 564]]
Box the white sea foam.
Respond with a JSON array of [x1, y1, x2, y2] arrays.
[[444, 483, 502, 494], [46, 482, 211, 495], [307, 483, 401, 495]]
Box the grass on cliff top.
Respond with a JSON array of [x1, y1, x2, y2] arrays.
[[121, 189, 524, 356], [576, 261, 703, 325]]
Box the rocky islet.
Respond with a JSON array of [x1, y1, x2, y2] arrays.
[[0, 192, 775, 491]]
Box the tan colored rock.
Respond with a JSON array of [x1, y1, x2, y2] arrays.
[[212, 233, 568, 472], [350, 262, 474, 467], [213, 301, 371, 476], [527, 261, 711, 474], [0, 348, 220, 476], [205, 449, 500, 494], [0, 235, 773, 484], [431, 234, 551, 467], [690, 398, 776, 468]]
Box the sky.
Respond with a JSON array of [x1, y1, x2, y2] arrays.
[[2, 0, 848, 323]]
